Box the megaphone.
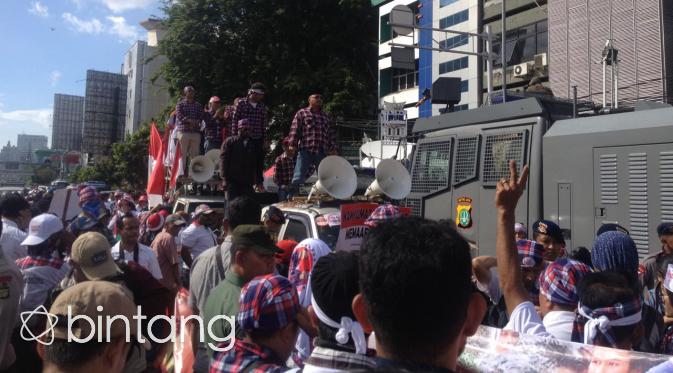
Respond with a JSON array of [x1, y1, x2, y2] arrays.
[[189, 156, 215, 183], [308, 156, 357, 201], [205, 149, 221, 169], [366, 159, 411, 200]]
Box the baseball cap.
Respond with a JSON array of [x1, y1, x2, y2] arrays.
[[238, 274, 300, 332], [533, 219, 565, 245], [165, 214, 187, 226], [597, 223, 629, 237], [70, 232, 121, 280], [514, 222, 527, 234], [146, 213, 164, 232], [364, 204, 402, 228], [193, 204, 214, 217], [21, 214, 64, 246], [232, 225, 281, 255], [209, 96, 221, 103], [49, 281, 136, 341], [249, 82, 266, 95], [658, 222, 673, 237], [275, 239, 298, 265], [264, 206, 286, 225], [517, 239, 544, 268]]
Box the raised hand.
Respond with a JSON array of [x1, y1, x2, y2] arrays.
[[495, 160, 529, 213]]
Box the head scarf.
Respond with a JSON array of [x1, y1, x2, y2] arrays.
[[539, 258, 592, 306], [591, 231, 639, 275], [572, 298, 642, 347]]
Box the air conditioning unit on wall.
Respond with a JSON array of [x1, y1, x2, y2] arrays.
[[534, 53, 548, 68], [513, 63, 530, 78]]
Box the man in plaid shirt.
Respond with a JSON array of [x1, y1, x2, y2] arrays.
[[232, 83, 268, 189], [273, 138, 296, 201], [175, 86, 205, 169], [288, 93, 337, 193], [203, 96, 223, 152], [209, 274, 302, 373]]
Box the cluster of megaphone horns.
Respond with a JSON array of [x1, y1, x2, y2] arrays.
[[308, 156, 411, 201], [187, 149, 221, 183]]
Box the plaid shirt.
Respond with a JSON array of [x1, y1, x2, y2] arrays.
[[175, 98, 204, 132], [203, 111, 224, 141], [232, 98, 267, 140], [209, 340, 288, 373], [16, 255, 64, 270], [273, 153, 295, 187], [223, 104, 236, 139], [304, 344, 375, 371], [288, 107, 336, 155]]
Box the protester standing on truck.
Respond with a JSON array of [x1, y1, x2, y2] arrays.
[[287, 93, 337, 195], [220, 119, 263, 202], [204, 96, 223, 152], [175, 85, 205, 169], [231, 82, 268, 189]]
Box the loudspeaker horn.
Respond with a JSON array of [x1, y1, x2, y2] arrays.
[[365, 159, 412, 200], [189, 156, 215, 183], [205, 149, 221, 169], [308, 156, 357, 201]]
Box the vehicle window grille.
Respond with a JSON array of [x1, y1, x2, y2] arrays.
[[628, 153, 649, 259], [600, 154, 618, 205], [453, 136, 479, 185], [403, 197, 423, 217], [410, 140, 451, 194], [661, 151, 673, 222], [482, 131, 527, 186]]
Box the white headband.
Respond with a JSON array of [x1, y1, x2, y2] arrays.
[[577, 305, 642, 345], [310, 294, 367, 355]]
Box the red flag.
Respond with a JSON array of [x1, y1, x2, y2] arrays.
[[170, 142, 182, 189], [147, 123, 166, 195]]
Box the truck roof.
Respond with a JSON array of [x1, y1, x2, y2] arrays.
[[545, 106, 673, 138]]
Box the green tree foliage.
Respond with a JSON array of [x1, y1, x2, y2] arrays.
[[159, 0, 378, 146]]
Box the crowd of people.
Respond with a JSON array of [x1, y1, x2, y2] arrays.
[[0, 160, 673, 372], [168, 84, 337, 204]]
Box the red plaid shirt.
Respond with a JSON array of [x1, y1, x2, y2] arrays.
[[16, 255, 64, 270], [288, 107, 336, 155], [210, 339, 288, 373], [232, 98, 267, 140], [223, 104, 236, 139], [273, 153, 295, 187], [175, 98, 204, 132], [204, 110, 223, 140]]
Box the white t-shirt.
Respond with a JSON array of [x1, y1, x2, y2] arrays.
[[504, 301, 553, 338], [111, 242, 163, 280], [475, 267, 502, 304], [542, 310, 576, 341], [0, 219, 27, 262], [179, 223, 216, 260]]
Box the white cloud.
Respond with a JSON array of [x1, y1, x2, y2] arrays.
[[0, 108, 52, 130], [106, 16, 139, 41], [28, 1, 49, 17], [62, 13, 104, 34], [99, 0, 155, 13], [50, 71, 62, 87]]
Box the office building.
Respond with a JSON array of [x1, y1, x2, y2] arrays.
[[52, 94, 84, 151], [81, 70, 127, 161], [17, 134, 48, 162], [123, 19, 171, 135], [481, 0, 549, 101], [548, 0, 673, 105]]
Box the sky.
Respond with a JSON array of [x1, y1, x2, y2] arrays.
[[0, 0, 164, 148]]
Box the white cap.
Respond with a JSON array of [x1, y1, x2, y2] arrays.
[[21, 214, 64, 246]]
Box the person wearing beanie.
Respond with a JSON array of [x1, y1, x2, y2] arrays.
[[231, 82, 268, 189], [641, 222, 673, 290], [303, 252, 375, 372], [538, 258, 591, 341], [210, 274, 301, 373]]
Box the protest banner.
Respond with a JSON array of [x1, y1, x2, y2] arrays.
[[335, 203, 410, 251]]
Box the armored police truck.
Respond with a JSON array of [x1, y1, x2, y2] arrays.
[[407, 97, 673, 258]]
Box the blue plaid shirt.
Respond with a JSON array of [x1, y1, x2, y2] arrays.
[[176, 98, 204, 132], [232, 97, 267, 140]]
